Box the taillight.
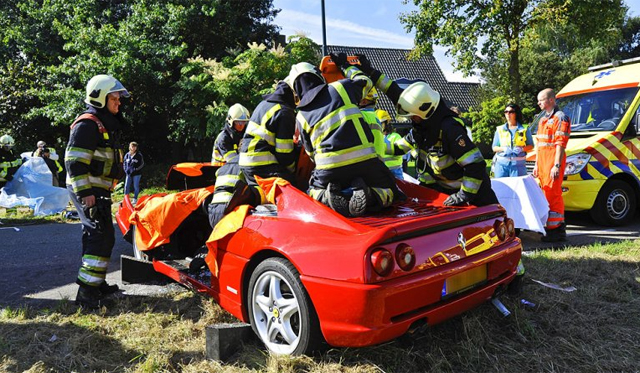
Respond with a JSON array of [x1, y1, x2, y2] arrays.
[[395, 244, 415, 271], [505, 218, 515, 237], [494, 220, 507, 241], [370, 248, 394, 277]]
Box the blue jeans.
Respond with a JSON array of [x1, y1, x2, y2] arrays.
[[125, 174, 142, 199]]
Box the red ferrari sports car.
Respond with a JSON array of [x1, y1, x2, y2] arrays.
[[116, 162, 522, 355]]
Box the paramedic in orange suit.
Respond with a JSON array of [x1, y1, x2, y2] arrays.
[[533, 88, 570, 242]]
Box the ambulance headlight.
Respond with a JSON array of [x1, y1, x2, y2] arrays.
[[564, 153, 591, 175]]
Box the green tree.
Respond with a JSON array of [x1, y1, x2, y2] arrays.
[[0, 0, 280, 162], [401, 0, 626, 103], [172, 35, 321, 159], [612, 15, 640, 60]]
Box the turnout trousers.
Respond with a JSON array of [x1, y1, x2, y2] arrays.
[[67, 186, 115, 288]]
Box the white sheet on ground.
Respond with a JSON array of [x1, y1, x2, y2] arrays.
[[0, 157, 69, 215], [491, 175, 549, 234]]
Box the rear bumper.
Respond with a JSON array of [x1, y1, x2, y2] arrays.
[[301, 239, 521, 347]]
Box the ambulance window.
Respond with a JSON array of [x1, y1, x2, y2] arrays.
[[559, 87, 639, 132]]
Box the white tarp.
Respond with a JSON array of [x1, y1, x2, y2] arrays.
[[0, 157, 69, 216], [491, 175, 549, 234]]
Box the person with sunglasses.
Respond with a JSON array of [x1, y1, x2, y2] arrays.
[[491, 103, 534, 177]]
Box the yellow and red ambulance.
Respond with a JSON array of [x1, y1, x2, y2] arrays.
[[528, 57, 640, 226]]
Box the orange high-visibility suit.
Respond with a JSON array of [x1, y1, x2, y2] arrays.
[[536, 109, 570, 230]]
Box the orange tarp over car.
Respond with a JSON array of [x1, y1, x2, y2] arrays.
[[205, 177, 289, 276], [130, 186, 215, 251]]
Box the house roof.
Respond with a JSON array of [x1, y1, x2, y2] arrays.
[[325, 45, 479, 122]]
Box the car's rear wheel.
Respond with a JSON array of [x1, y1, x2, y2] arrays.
[[131, 226, 149, 261], [590, 180, 636, 226], [247, 258, 322, 355]]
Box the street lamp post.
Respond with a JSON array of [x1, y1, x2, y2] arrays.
[[321, 0, 327, 56]]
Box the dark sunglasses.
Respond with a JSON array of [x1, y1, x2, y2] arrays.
[[504, 110, 516, 114]]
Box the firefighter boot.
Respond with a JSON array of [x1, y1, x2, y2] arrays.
[[326, 183, 350, 217], [99, 281, 120, 296], [75, 285, 104, 309], [189, 245, 209, 272], [349, 178, 373, 217]]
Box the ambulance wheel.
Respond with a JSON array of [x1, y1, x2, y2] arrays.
[[247, 258, 322, 355], [590, 180, 636, 226], [131, 226, 149, 261]]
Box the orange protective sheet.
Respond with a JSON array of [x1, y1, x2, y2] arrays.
[[171, 162, 215, 177], [205, 177, 291, 276], [130, 186, 215, 251]]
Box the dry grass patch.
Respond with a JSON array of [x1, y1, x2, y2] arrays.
[[1, 240, 639, 372]]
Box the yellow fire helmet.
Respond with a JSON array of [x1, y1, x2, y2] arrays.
[[84, 75, 130, 109]]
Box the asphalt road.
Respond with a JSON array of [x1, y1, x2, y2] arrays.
[[1, 212, 639, 308]]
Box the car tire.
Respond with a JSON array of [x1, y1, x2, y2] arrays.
[[131, 226, 149, 261], [590, 180, 636, 226], [247, 257, 322, 355]]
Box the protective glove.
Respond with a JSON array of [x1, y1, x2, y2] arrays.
[[329, 52, 350, 70], [501, 146, 514, 156], [409, 128, 425, 148], [355, 53, 373, 75], [443, 191, 470, 206]]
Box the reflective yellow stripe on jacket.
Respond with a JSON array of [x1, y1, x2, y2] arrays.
[[300, 81, 376, 170], [239, 104, 294, 168]]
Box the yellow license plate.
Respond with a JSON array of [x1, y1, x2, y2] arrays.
[[443, 265, 487, 297]]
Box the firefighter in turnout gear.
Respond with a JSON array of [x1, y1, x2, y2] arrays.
[[351, 54, 498, 207], [207, 152, 262, 230], [0, 134, 22, 188], [285, 61, 401, 217], [212, 103, 250, 163], [334, 58, 387, 161], [186, 151, 263, 271], [239, 81, 299, 187], [376, 109, 404, 179], [534, 88, 570, 242], [65, 74, 129, 309]]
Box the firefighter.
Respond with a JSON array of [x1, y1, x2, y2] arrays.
[[207, 152, 261, 229], [239, 80, 299, 188], [211, 103, 250, 163], [345, 53, 497, 207], [284, 62, 401, 217], [376, 109, 404, 179], [184, 151, 263, 271], [534, 88, 570, 242], [65, 74, 129, 309], [0, 134, 22, 188], [337, 62, 387, 161]]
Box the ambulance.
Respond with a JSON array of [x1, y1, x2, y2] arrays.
[[528, 57, 640, 226]]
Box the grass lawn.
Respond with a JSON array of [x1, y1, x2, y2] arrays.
[[1, 240, 639, 372]]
